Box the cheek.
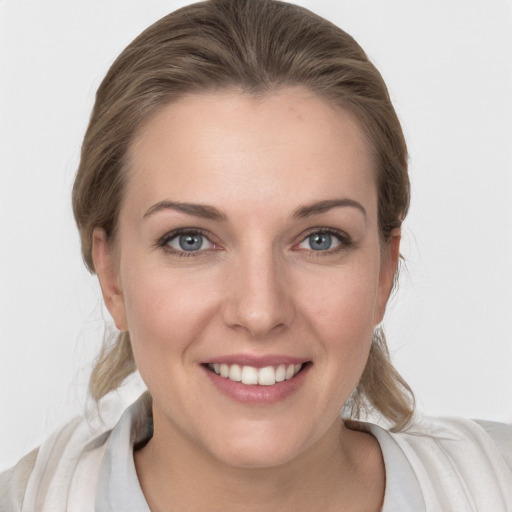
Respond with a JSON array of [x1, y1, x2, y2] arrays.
[[121, 262, 221, 359], [297, 256, 381, 380], [301, 262, 380, 338]]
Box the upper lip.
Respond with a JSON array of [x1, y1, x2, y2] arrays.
[[203, 354, 310, 368]]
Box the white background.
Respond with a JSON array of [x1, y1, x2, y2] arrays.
[[1, 0, 511, 470]]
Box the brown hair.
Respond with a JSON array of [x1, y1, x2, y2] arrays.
[[73, 0, 413, 430]]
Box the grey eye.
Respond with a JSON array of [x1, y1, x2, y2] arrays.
[[308, 233, 332, 251], [298, 231, 342, 252], [178, 233, 204, 251], [166, 232, 213, 252]]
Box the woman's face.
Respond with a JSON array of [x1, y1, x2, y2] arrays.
[[94, 87, 399, 468]]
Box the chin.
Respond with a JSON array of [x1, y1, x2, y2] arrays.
[[203, 423, 312, 469], [216, 443, 300, 469]]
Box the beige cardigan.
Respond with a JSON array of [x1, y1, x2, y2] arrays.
[[2, 395, 512, 511]]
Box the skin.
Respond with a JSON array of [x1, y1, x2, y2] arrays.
[[93, 87, 400, 511]]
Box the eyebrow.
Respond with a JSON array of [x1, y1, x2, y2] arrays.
[[292, 198, 366, 219], [143, 201, 227, 221], [143, 197, 366, 221]]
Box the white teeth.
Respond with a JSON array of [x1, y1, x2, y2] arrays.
[[241, 366, 259, 385], [275, 364, 286, 382], [228, 364, 242, 382], [210, 362, 304, 385], [258, 366, 276, 386]]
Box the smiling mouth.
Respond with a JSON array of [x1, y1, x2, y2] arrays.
[[205, 362, 308, 386]]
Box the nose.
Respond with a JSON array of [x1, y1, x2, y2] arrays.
[[221, 248, 294, 339]]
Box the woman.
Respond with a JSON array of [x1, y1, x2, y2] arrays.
[[1, 0, 511, 510]]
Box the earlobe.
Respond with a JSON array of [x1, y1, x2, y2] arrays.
[[92, 228, 128, 332], [375, 229, 401, 325]]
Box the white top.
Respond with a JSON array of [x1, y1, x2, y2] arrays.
[[2, 392, 512, 511]]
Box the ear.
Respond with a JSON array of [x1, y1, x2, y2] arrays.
[[92, 228, 128, 332], [374, 228, 401, 325]]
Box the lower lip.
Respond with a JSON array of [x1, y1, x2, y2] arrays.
[[202, 364, 310, 404]]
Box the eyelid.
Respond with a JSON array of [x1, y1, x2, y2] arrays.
[[155, 226, 353, 256], [293, 227, 353, 253], [156, 228, 221, 256]]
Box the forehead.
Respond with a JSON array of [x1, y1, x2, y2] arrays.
[[124, 87, 377, 219]]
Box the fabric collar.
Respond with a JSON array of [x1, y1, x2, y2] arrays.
[[95, 392, 424, 511]]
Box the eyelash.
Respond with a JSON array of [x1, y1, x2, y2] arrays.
[[157, 228, 218, 258], [295, 228, 353, 256], [156, 227, 353, 258]]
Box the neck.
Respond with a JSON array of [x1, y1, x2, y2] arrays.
[[134, 415, 384, 512]]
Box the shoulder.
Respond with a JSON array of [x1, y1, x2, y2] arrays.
[[389, 414, 512, 469], [392, 415, 512, 463], [473, 419, 512, 470], [0, 400, 124, 512], [388, 415, 512, 509], [0, 448, 39, 512]]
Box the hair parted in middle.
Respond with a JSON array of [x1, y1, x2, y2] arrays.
[[72, 0, 414, 430]]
